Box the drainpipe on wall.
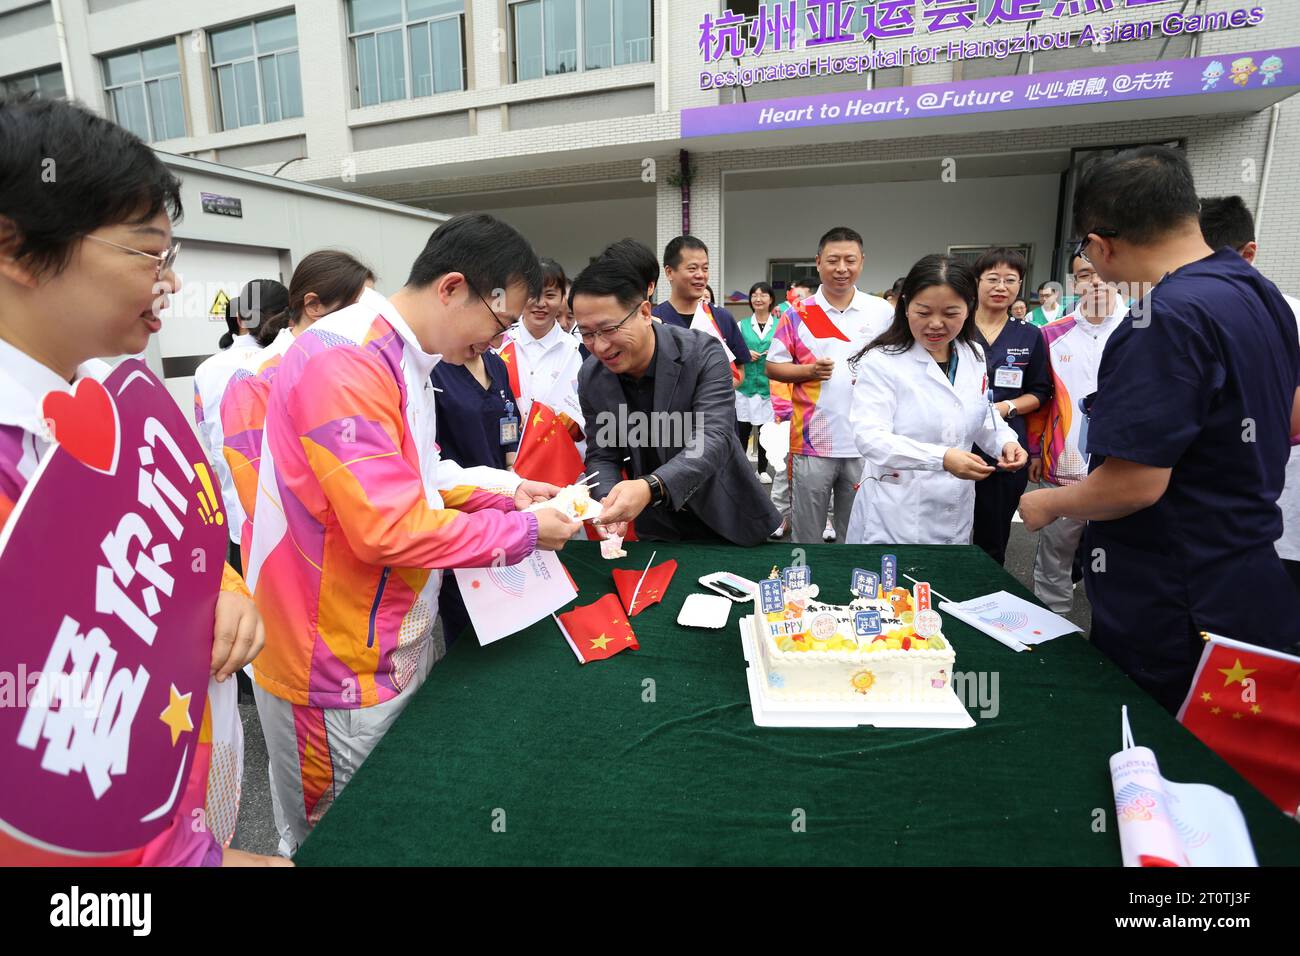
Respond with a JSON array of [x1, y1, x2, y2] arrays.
[[51, 0, 76, 99], [678, 149, 691, 235], [1255, 102, 1283, 237]]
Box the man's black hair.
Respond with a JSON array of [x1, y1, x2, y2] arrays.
[[406, 213, 542, 298], [663, 235, 708, 270], [570, 246, 648, 312], [1073, 144, 1200, 245], [0, 95, 183, 277], [818, 226, 864, 253], [1199, 195, 1255, 251], [601, 237, 659, 291]]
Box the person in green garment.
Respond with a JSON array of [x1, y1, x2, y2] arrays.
[[1027, 279, 1066, 327], [736, 281, 779, 482]]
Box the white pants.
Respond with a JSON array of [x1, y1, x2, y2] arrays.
[[253, 640, 436, 857]]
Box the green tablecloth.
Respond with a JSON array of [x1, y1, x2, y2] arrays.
[[295, 543, 1300, 866]]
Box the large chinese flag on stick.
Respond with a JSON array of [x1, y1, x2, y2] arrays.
[[555, 593, 639, 664], [1177, 634, 1300, 816], [514, 401, 585, 487], [795, 299, 850, 342], [612, 558, 678, 616]]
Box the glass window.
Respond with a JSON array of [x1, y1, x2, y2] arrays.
[[255, 13, 298, 53], [103, 42, 186, 142], [210, 14, 303, 130], [431, 17, 462, 93], [1, 66, 65, 100], [103, 51, 142, 86], [141, 42, 180, 79], [377, 28, 406, 101], [514, 1, 543, 81], [512, 0, 649, 81], [584, 0, 611, 70], [543, 0, 577, 75], [410, 23, 434, 97], [278, 51, 303, 117], [613, 0, 650, 65], [348, 0, 403, 32], [211, 24, 255, 63], [351, 0, 465, 105]]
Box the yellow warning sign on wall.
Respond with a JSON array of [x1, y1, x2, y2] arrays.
[[209, 289, 231, 319]]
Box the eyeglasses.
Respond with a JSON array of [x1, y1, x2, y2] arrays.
[[84, 234, 180, 279], [980, 274, 1022, 288], [471, 286, 517, 337], [576, 299, 645, 344], [1073, 229, 1119, 265]]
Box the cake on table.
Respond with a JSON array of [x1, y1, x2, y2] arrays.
[[750, 563, 957, 705]]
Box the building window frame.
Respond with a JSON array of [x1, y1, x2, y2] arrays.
[[1, 65, 66, 100], [346, 0, 468, 108], [509, 0, 653, 84], [101, 40, 187, 143], [210, 11, 304, 131]]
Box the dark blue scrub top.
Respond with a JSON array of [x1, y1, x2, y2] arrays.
[[430, 349, 519, 470], [973, 316, 1052, 449], [651, 301, 752, 364], [1082, 249, 1300, 706]]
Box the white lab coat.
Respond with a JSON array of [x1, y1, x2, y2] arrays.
[[847, 338, 1020, 545]]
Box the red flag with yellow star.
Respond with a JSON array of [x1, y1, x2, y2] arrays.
[[514, 401, 585, 488], [497, 339, 521, 399], [555, 593, 639, 664], [612, 558, 678, 616], [1177, 634, 1300, 816]]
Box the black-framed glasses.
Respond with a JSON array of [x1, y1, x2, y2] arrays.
[[577, 299, 645, 344], [1073, 229, 1119, 264], [471, 286, 517, 337], [84, 234, 181, 279]]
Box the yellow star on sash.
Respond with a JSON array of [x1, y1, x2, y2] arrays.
[[1200, 692, 1212, 703], [590, 634, 612, 650], [1217, 658, 1257, 687], [159, 684, 194, 746]]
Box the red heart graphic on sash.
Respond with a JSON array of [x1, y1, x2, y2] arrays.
[[40, 377, 120, 474]]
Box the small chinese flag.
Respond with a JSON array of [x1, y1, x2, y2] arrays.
[[498, 339, 522, 399], [795, 300, 850, 342], [612, 558, 678, 616], [555, 593, 639, 664], [514, 401, 585, 488], [1177, 634, 1300, 816]]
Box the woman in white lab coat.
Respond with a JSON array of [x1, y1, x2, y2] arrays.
[[847, 255, 1027, 544]]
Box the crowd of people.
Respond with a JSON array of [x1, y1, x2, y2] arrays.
[[2, 95, 1298, 865]]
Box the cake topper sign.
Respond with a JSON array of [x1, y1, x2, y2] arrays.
[[851, 568, 879, 599], [782, 566, 810, 592], [854, 610, 883, 637], [759, 577, 785, 614], [913, 581, 932, 612], [881, 554, 897, 592]]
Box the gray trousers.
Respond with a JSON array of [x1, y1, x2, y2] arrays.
[[1032, 514, 1085, 613], [771, 459, 791, 518], [791, 454, 862, 544]]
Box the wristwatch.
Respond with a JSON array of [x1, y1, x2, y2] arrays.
[[1004, 402, 1019, 421], [643, 474, 667, 506]]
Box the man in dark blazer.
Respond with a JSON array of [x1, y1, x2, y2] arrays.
[[571, 243, 780, 545]]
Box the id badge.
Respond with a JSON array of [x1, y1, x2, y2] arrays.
[[994, 365, 1024, 389], [499, 416, 519, 445]]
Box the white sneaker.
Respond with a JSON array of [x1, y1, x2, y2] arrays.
[[769, 520, 789, 540], [822, 521, 836, 542], [758, 472, 772, 485]]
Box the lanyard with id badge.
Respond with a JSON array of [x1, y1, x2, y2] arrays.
[[994, 358, 1023, 391], [499, 396, 520, 446]]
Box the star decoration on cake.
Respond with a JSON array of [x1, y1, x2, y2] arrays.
[[159, 683, 194, 746], [1217, 658, 1257, 687]]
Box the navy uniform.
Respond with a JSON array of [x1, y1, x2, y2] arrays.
[[972, 317, 1052, 564], [1084, 249, 1300, 713]]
